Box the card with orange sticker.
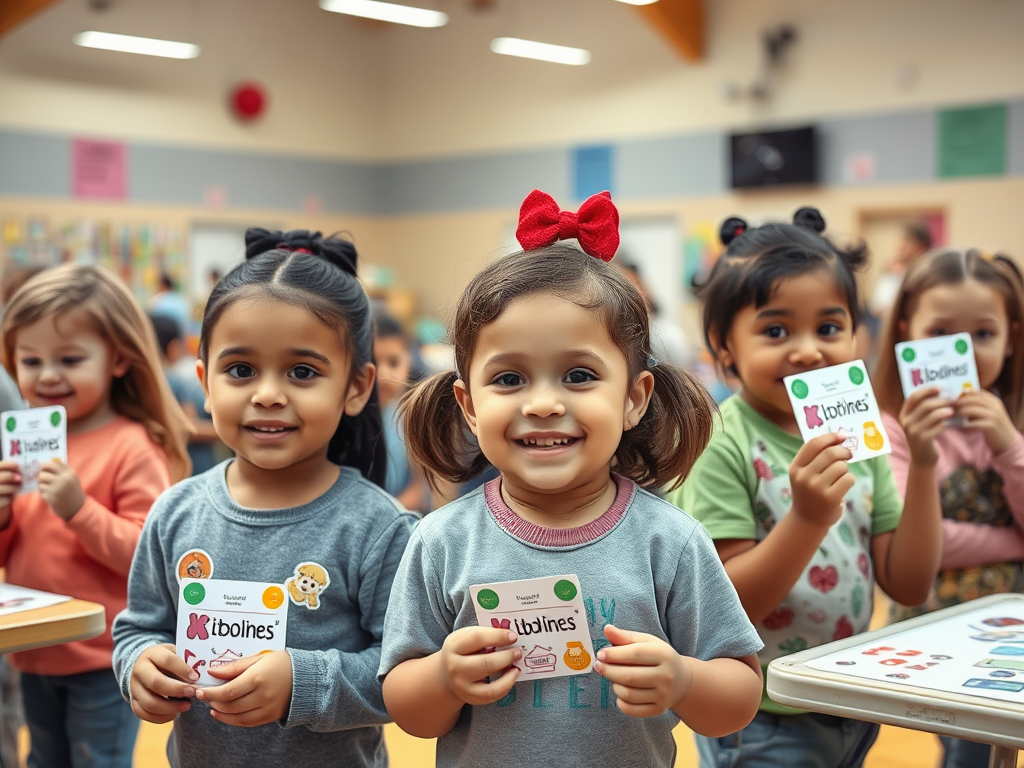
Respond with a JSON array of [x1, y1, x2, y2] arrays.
[[175, 578, 288, 687]]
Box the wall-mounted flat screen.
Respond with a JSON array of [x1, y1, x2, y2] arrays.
[[730, 127, 817, 188]]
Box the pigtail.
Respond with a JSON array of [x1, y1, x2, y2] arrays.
[[988, 253, 1024, 430], [399, 371, 487, 492], [719, 217, 748, 246], [616, 363, 716, 492]]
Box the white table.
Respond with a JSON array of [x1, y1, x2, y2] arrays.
[[768, 593, 1024, 768]]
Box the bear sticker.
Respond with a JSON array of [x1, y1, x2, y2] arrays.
[[286, 562, 330, 610], [176, 550, 214, 583]]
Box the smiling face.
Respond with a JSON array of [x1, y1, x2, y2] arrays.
[[902, 278, 1014, 390], [718, 270, 856, 431], [198, 294, 375, 476], [453, 292, 650, 500], [13, 309, 129, 433]]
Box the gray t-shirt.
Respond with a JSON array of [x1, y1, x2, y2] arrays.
[[112, 463, 415, 768], [378, 475, 763, 768]]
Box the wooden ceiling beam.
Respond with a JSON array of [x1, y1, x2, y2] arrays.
[[632, 0, 704, 62], [0, 0, 62, 39]]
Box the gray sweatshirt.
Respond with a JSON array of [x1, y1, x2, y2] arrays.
[[112, 463, 415, 768]]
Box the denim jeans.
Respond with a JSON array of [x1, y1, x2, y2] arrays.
[[939, 734, 992, 768], [20, 668, 139, 768], [0, 656, 23, 768], [695, 710, 881, 768]]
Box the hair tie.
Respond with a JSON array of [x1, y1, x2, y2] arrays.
[[647, 355, 658, 368], [516, 189, 620, 262], [276, 242, 313, 255]]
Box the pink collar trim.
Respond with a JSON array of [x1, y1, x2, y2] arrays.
[[483, 474, 635, 547]]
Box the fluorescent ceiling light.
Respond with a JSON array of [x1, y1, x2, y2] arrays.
[[491, 37, 591, 66], [319, 0, 448, 27], [613, 0, 659, 4], [73, 31, 199, 59]]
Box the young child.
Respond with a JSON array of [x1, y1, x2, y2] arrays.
[[379, 190, 764, 768], [372, 307, 428, 512], [668, 209, 946, 768], [112, 229, 415, 768], [873, 247, 1024, 768], [0, 264, 190, 768]]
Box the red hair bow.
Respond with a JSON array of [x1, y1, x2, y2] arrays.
[[516, 189, 620, 262]]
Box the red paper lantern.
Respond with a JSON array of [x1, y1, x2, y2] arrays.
[[230, 82, 266, 121]]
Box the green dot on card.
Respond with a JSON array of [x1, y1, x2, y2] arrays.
[[183, 582, 205, 605], [476, 589, 499, 610], [554, 579, 577, 601], [955, 339, 968, 355], [790, 380, 809, 399], [50, 410, 61, 427], [901, 348, 916, 362], [849, 366, 865, 385], [4, 417, 14, 432]]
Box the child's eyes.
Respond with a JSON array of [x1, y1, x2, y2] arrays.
[[492, 372, 523, 387], [818, 322, 842, 337], [763, 325, 788, 339], [928, 328, 948, 337], [18, 358, 40, 367], [61, 357, 85, 366], [226, 363, 256, 379], [290, 365, 319, 381], [564, 368, 597, 384], [975, 329, 995, 340]]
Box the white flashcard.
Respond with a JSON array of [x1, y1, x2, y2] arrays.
[[175, 579, 288, 687], [470, 574, 595, 681], [895, 332, 980, 401], [1, 406, 68, 493], [783, 360, 890, 463]]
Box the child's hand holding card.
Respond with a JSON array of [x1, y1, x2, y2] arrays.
[[895, 333, 979, 427], [783, 361, 891, 462], [1, 406, 68, 493]]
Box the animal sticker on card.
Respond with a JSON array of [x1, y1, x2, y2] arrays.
[[783, 362, 890, 462], [175, 578, 288, 687], [963, 678, 1024, 693], [470, 574, 595, 681], [895, 333, 980, 402], [1, 406, 67, 493]]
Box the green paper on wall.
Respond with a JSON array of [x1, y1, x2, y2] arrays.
[[938, 104, 1007, 178]]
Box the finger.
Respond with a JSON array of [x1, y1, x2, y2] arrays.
[[151, 648, 200, 684], [447, 628, 517, 655], [611, 681, 661, 704], [210, 706, 273, 728], [603, 624, 659, 648], [0, 484, 22, 496], [455, 648, 520, 681], [138, 665, 197, 700], [195, 675, 257, 704], [0, 460, 23, 471], [615, 699, 664, 718], [596, 661, 661, 687], [830, 473, 857, 503], [131, 699, 186, 724], [206, 654, 262, 680], [804, 445, 853, 476], [205, 689, 263, 715], [463, 665, 519, 704], [130, 685, 193, 716], [596, 643, 663, 667], [792, 433, 845, 468], [904, 385, 943, 408], [816, 459, 851, 490]]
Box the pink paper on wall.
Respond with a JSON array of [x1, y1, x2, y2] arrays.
[[72, 138, 127, 200]]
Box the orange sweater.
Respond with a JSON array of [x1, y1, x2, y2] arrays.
[[0, 417, 170, 676]]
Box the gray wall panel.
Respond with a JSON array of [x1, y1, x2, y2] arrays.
[[1009, 100, 1024, 176], [379, 149, 568, 215], [618, 132, 726, 199], [818, 111, 935, 185], [0, 130, 69, 197]]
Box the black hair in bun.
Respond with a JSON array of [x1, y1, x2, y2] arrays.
[[719, 217, 749, 246], [244, 228, 358, 278], [793, 207, 826, 234]]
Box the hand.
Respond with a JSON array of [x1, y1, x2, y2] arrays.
[[899, 385, 953, 466], [439, 626, 521, 706], [594, 625, 691, 718], [37, 459, 86, 521], [955, 390, 1018, 455], [788, 433, 855, 528], [196, 650, 293, 727], [129, 643, 198, 724], [0, 460, 21, 528]]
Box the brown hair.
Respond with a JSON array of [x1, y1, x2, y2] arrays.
[[1, 264, 191, 481], [873, 248, 1024, 430], [400, 243, 715, 493]]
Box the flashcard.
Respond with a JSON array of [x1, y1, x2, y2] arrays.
[[975, 657, 1024, 671], [470, 574, 595, 681], [1, 406, 67, 493], [963, 678, 1024, 693], [783, 361, 890, 463], [895, 333, 980, 402], [175, 579, 288, 687]]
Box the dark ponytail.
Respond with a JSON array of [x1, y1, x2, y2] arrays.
[[201, 228, 386, 487]]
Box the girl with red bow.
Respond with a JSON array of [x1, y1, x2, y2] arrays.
[[378, 190, 764, 768]]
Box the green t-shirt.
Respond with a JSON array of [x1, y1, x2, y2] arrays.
[[667, 395, 902, 714]]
